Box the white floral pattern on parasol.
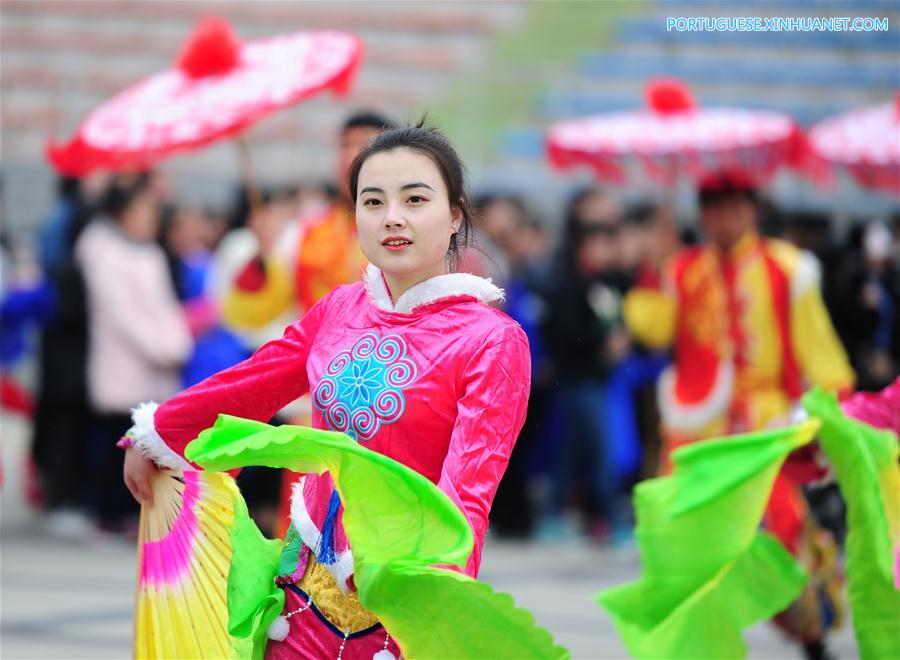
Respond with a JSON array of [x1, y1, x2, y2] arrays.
[[546, 79, 806, 185], [48, 18, 363, 177], [805, 94, 900, 194]]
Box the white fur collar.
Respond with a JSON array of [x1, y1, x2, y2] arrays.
[[364, 263, 504, 314]]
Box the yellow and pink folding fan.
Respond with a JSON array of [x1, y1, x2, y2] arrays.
[[134, 470, 235, 657], [133, 469, 283, 659]]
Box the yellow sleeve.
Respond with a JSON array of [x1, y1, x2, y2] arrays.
[[790, 254, 855, 392], [222, 258, 295, 330], [623, 287, 676, 350]]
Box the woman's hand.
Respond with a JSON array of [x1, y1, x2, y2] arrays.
[[124, 447, 159, 507]]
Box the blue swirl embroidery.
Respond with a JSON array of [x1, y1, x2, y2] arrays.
[[313, 332, 417, 441]]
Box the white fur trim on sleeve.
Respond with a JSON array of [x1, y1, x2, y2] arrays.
[[129, 402, 193, 471], [791, 251, 821, 300], [657, 361, 734, 432]]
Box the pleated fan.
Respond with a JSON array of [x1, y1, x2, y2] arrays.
[[133, 470, 235, 658]]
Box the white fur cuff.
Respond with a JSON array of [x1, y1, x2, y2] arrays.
[[130, 402, 193, 471]]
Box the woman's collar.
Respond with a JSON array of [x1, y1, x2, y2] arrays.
[[364, 263, 504, 314]]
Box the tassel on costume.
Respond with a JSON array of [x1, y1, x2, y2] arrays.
[[317, 489, 341, 564]]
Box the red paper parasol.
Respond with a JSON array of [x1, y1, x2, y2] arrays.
[[804, 94, 900, 194], [546, 79, 806, 185], [48, 18, 363, 177]]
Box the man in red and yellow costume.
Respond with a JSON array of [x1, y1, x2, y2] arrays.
[[625, 171, 853, 458], [624, 171, 854, 656]]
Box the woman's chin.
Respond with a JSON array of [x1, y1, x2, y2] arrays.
[[371, 252, 421, 275], [379, 262, 420, 280], [369, 252, 407, 269]]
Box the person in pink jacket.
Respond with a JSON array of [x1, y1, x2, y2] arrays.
[[78, 173, 193, 532], [123, 124, 531, 658]]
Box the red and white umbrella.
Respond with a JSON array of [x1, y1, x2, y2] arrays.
[[805, 94, 900, 194], [546, 79, 805, 185], [48, 18, 363, 177]]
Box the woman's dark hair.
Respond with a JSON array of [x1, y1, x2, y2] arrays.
[[99, 172, 153, 220], [347, 120, 473, 272]]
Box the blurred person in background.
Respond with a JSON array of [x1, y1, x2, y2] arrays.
[[480, 194, 550, 538], [1, 225, 53, 421], [0, 188, 54, 496], [539, 186, 632, 543], [509, 211, 550, 272], [161, 203, 218, 304], [623, 171, 855, 658], [200, 184, 307, 534], [29, 173, 108, 538], [783, 211, 834, 259], [470, 193, 521, 286], [623, 202, 682, 287], [159, 203, 250, 390], [624, 172, 854, 463], [222, 112, 396, 337], [827, 218, 899, 392], [181, 187, 304, 534], [75, 172, 192, 534], [603, 203, 677, 485]]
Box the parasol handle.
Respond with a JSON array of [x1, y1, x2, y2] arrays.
[[235, 136, 263, 212], [662, 156, 680, 207]]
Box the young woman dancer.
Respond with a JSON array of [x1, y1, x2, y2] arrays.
[[122, 124, 531, 658]]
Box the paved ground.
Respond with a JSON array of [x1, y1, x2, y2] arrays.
[[1, 414, 858, 659]]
